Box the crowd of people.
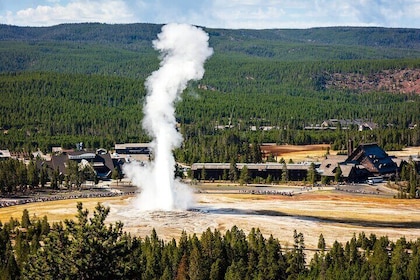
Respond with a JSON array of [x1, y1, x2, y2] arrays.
[[0, 190, 136, 208], [238, 189, 294, 196], [335, 186, 380, 195]]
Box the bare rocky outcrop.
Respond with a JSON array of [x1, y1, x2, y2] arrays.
[[324, 68, 420, 94]]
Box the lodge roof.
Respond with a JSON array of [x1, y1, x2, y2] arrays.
[[318, 155, 347, 177], [115, 143, 150, 149], [50, 151, 114, 178], [346, 143, 397, 174], [191, 162, 314, 171]]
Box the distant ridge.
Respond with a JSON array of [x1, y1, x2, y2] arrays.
[[1, 23, 419, 49]]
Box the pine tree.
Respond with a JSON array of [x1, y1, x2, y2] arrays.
[[40, 216, 50, 236], [39, 165, 49, 188], [281, 163, 288, 183], [370, 236, 391, 280], [4, 243, 20, 280], [266, 235, 286, 280], [209, 258, 223, 280], [50, 168, 60, 189], [390, 237, 409, 280], [318, 233, 326, 252], [14, 231, 30, 266], [348, 234, 361, 266], [222, 169, 228, 181], [27, 160, 39, 188], [251, 141, 262, 163], [30, 233, 40, 255], [201, 166, 207, 181], [224, 259, 246, 280], [239, 165, 250, 185], [229, 159, 238, 182], [175, 254, 189, 280], [21, 209, 31, 228], [307, 162, 317, 187], [408, 160, 418, 198], [23, 203, 127, 279], [257, 249, 271, 280], [189, 245, 204, 280], [407, 240, 420, 280], [286, 230, 306, 279], [335, 165, 342, 183], [161, 267, 172, 280]]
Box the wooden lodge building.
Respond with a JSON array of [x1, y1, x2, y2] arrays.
[[319, 143, 399, 182], [33, 142, 412, 184], [191, 143, 402, 183], [191, 162, 315, 181], [113, 143, 151, 162], [50, 150, 115, 180]]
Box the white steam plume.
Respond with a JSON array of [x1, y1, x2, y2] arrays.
[[123, 23, 213, 211]]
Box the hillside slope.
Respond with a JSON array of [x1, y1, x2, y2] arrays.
[[0, 23, 420, 153]]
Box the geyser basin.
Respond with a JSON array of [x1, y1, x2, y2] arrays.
[[123, 23, 213, 211], [105, 191, 420, 255]]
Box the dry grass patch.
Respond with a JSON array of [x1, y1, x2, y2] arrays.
[[260, 144, 331, 162], [0, 196, 129, 224]]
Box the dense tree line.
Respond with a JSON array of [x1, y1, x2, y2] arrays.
[[396, 157, 420, 199], [0, 158, 101, 195], [0, 203, 419, 279], [0, 159, 45, 194], [1, 68, 420, 163], [0, 72, 149, 151]]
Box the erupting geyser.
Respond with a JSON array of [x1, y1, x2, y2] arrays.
[[123, 23, 213, 211]]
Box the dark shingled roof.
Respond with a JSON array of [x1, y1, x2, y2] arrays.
[[346, 143, 397, 175], [50, 151, 114, 178]]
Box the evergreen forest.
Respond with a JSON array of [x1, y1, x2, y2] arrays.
[[1, 23, 420, 164], [1, 24, 420, 280]]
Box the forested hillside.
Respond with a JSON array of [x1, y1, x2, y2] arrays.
[[1, 23, 420, 161]]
